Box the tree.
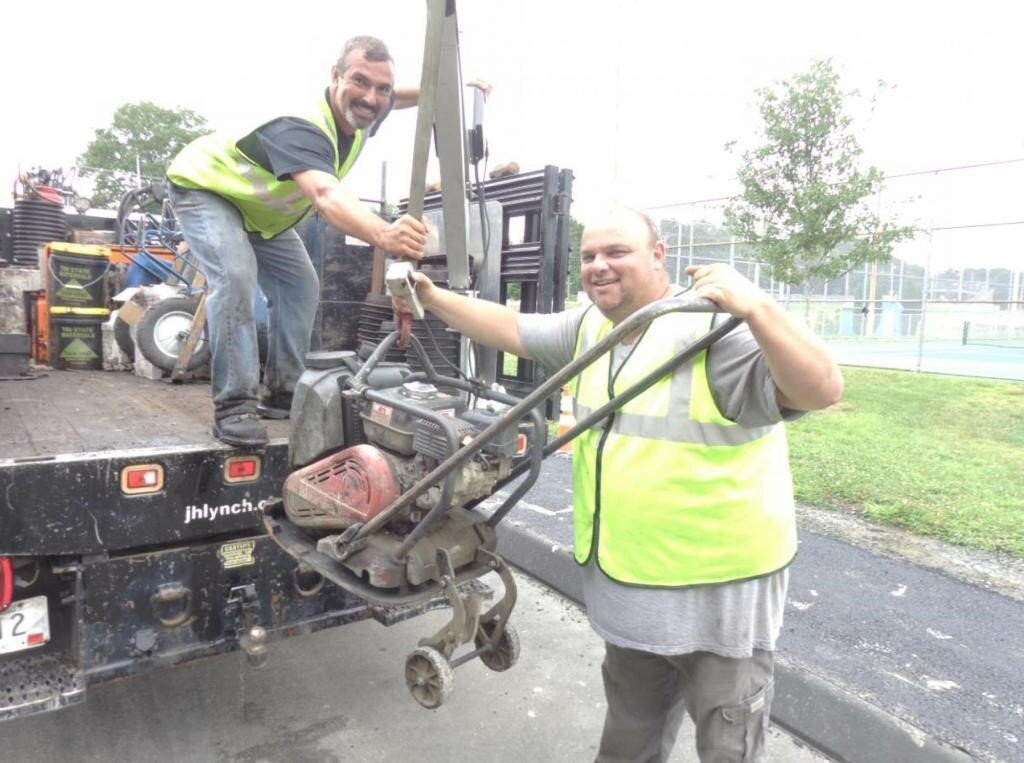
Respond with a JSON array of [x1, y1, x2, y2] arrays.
[[723, 59, 914, 318], [77, 102, 211, 208]]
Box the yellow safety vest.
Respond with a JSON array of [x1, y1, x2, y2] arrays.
[[571, 305, 798, 586], [167, 98, 364, 239]]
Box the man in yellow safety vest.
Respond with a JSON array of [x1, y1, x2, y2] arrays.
[[395, 206, 843, 762], [167, 36, 487, 446]]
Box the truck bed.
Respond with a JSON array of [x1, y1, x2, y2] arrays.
[[0, 370, 289, 459]]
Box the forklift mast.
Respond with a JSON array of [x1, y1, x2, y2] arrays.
[[395, 0, 574, 400]]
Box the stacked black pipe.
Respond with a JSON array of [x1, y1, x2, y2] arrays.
[[12, 198, 67, 267], [357, 261, 462, 375]]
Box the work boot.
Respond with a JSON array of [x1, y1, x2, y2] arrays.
[[213, 413, 268, 447], [257, 390, 293, 420]]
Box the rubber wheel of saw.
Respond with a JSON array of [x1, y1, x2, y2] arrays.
[[404, 646, 453, 709], [135, 297, 210, 372], [474, 620, 520, 672]]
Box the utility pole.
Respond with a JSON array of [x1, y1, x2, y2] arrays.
[[916, 228, 933, 373], [865, 259, 879, 337]]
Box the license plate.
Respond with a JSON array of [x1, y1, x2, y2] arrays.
[[0, 596, 50, 655]]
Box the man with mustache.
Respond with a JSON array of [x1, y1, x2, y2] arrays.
[[167, 37, 487, 446], [395, 206, 843, 762]]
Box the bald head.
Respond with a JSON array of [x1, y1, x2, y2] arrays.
[[582, 206, 660, 248], [579, 206, 670, 325]]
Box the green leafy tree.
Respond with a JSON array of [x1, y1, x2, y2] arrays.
[[77, 102, 211, 208], [724, 59, 914, 317]]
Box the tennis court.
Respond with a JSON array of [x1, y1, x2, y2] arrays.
[[825, 338, 1024, 381]]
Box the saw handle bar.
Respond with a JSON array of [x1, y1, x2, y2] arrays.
[[545, 313, 743, 457], [471, 297, 745, 524], [335, 292, 729, 553]]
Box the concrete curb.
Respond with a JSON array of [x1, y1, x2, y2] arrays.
[[496, 520, 976, 763]]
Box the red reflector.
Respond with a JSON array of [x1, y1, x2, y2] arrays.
[[0, 558, 12, 612], [228, 459, 257, 479], [27, 632, 45, 646], [224, 456, 260, 483], [121, 464, 164, 495], [515, 433, 528, 455], [126, 469, 159, 489]]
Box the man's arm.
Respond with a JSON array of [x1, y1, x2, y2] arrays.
[[396, 272, 530, 358], [687, 264, 843, 411], [392, 79, 493, 110], [393, 86, 420, 109], [291, 169, 426, 260]]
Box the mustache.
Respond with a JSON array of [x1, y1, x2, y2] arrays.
[[351, 99, 378, 115]]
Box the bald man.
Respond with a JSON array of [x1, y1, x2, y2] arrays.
[[398, 207, 842, 762]]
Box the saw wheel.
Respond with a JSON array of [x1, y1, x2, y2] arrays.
[[475, 619, 520, 672], [404, 646, 453, 709]]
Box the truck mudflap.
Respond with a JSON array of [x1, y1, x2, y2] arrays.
[[0, 532, 478, 722]]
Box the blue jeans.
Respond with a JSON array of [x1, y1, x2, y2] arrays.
[[168, 184, 318, 418]]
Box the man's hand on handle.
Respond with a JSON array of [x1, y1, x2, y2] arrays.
[[391, 271, 435, 317], [380, 214, 428, 261], [686, 263, 843, 411], [686, 263, 771, 320]]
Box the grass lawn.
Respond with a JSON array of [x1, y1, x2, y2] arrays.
[[787, 366, 1024, 557]]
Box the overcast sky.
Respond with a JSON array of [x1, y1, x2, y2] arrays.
[[3, 0, 1022, 269]]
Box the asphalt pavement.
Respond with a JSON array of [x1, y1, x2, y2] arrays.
[[479, 454, 1022, 763], [1, 571, 827, 762]]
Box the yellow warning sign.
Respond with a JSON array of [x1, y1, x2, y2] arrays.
[[218, 540, 256, 569], [60, 338, 99, 361]]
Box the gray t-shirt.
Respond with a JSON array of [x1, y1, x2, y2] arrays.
[[518, 303, 799, 658]]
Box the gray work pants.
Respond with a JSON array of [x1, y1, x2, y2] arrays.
[[596, 643, 774, 763], [168, 185, 318, 418]]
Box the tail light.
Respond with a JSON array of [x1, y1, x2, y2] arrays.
[[224, 455, 261, 483], [0, 558, 12, 612], [121, 463, 165, 495]]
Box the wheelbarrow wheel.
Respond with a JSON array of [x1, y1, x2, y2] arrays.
[[475, 620, 520, 672], [404, 646, 453, 709], [113, 312, 135, 359], [135, 297, 210, 372]]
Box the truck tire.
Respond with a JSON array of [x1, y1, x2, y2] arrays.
[[135, 297, 210, 372]]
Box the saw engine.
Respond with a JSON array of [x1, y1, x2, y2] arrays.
[[262, 342, 544, 708], [283, 367, 533, 591]]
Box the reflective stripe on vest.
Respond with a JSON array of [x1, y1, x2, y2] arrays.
[[167, 98, 364, 239], [570, 305, 798, 587]]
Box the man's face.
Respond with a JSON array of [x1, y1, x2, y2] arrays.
[[580, 212, 667, 325], [331, 50, 395, 133]]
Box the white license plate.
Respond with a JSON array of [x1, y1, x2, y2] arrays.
[[0, 596, 50, 655]]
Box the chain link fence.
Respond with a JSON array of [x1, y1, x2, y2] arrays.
[[642, 159, 1024, 378]]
